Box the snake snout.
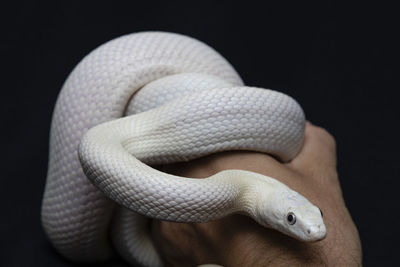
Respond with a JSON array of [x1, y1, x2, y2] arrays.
[[306, 224, 327, 241]]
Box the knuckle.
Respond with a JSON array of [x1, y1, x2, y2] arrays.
[[321, 129, 336, 148], [310, 125, 336, 148]]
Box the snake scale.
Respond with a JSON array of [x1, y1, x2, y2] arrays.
[[41, 31, 326, 266]]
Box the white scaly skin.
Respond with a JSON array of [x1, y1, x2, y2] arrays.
[[42, 31, 326, 267]]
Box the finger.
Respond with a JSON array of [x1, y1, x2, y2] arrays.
[[287, 122, 337, 176]]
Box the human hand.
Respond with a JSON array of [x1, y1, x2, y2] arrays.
[[151, 122, 362, 266]]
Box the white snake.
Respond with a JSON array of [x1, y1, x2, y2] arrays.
[[41, 32, 326, 266]]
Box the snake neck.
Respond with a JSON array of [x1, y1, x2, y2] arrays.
[[213, 169, 287, 228]]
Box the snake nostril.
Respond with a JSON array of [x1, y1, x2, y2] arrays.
[[307, 229, 311, 234]]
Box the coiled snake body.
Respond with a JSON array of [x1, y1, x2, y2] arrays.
[[42, 32, 326, 266]]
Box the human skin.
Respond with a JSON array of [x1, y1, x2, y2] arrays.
[[151, 122, 362, 266]]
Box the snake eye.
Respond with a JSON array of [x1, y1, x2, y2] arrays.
[[319, 208, 323, 217], [287, 212, 296, 225]]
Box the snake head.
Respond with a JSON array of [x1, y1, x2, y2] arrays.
[[253, 186, 327, 242], [281, 195, 327, 242]]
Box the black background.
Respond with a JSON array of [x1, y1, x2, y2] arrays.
[[2, 1, 399, 266]]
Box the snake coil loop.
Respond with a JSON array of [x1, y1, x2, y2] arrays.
[[42, 32, 325, 267]]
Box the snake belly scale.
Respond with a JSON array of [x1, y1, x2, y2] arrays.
[[41, 31, 326, 266]]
